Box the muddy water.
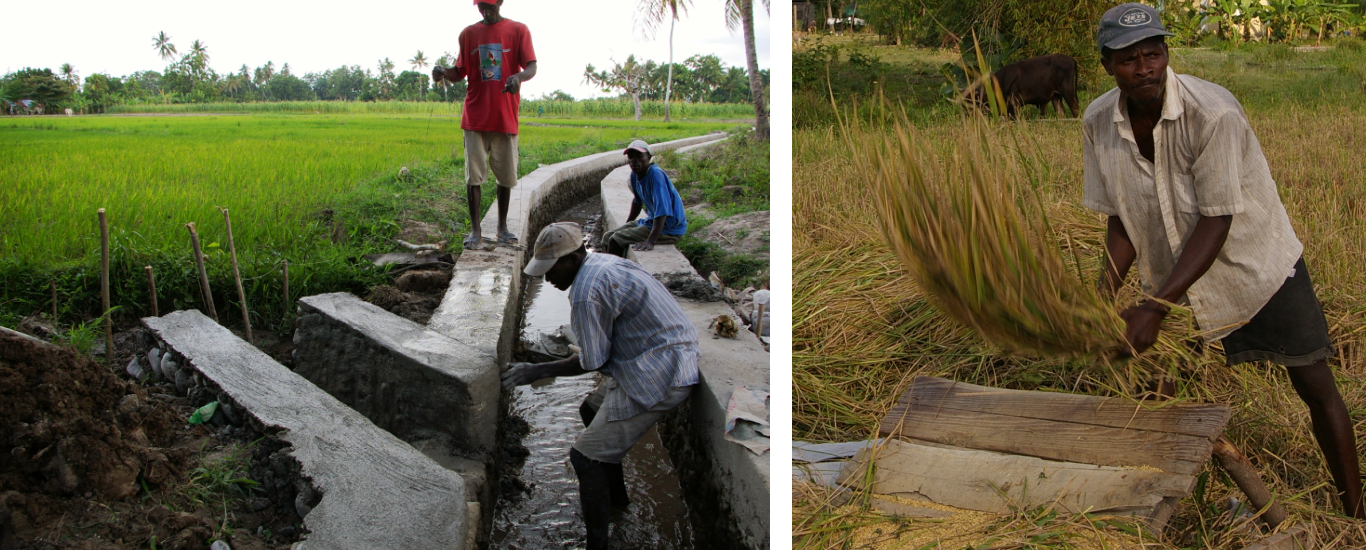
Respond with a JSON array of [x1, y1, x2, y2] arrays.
[[489, 197, 696, 549]]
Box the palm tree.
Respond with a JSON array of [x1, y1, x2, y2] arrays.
[[725, 0, 769, 140], [59, 63, 79, 90], [153, 31, 177, 63], [410, 50, 430, 71], [636, 0, 693, 122], [188, 40, 209, 79]]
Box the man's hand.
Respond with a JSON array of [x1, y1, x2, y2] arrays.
[[432, 66, 446, 84], [502, 361, 544, 392], [1119, 301, 1168, 356], [503, 73, 522, 94], [631, 240, 656, 251]]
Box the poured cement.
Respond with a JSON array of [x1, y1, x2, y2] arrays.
[[143, 310, 471, 549]]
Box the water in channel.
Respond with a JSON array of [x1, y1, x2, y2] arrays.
[[489, 196, 696, 549]]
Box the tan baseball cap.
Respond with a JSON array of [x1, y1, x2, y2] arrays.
[[624, 140, 652, 156], [524, 222, 584, 276]]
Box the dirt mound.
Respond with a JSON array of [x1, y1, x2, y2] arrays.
[[395, 269, 452, 293], [697, 211, 770, 262], [0, 333, 187, 502]]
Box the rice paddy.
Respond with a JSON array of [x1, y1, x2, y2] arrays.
[[0, 112, 734, 331], [794, 43, 1366, 549]]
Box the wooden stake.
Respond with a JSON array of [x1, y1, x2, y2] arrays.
[[219, 207, 252, 343], [98, 209, 112, 359], [282, 260, 290, 319], [186, 222, 218, 322], [145, 265, 158, 317], [1212, 435, 1288, 529]]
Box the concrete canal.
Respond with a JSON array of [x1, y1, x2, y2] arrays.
[[490, 195, 697, 549]]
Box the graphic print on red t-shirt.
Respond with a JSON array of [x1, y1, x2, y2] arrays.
[[477, 43, 502, 81]]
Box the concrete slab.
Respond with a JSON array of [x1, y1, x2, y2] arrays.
[[293, 293, 499, 463], [143, 310, 470, 549], [661, 298, 772, 550]]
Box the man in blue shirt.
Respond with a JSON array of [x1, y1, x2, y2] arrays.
[[601, 140, 689, 257], [504, 222, 700, 549]]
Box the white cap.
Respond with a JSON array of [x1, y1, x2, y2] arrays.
[[524, 222, 584, 276], [624, 140, 652, 156]]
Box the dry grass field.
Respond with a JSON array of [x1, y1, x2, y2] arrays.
[[793, 40, 1366, 547]]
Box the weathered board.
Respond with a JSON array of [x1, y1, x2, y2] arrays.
[[879, 377, 1232, 476], [891, 376, 1231, 437], [839, 439, 1195, 516], [1242, 525, 1313, 550]]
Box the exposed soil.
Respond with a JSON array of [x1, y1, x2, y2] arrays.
[[695, 211, 770, 264], [0, 330, 306, 550]]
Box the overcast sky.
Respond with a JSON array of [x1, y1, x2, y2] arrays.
[[2, 0, 771, 100]]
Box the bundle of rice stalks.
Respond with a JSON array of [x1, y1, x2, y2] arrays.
[[842, 112, 1125, 359]]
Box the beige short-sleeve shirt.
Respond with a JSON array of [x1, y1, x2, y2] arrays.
[[1082, 67, 1302, 341]]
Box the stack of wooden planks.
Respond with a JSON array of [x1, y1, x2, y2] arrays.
[[842, 375, 1233, 530]]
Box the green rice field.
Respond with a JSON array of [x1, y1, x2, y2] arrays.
[[0, 113, 733, 333]]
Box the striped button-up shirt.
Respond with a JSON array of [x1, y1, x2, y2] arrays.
[[1083, 67, 1303, 341], [570, 253, 700, 421]]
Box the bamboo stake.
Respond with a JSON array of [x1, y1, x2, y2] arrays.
[[98, 209, 112, 359], [50, 280, 57, 323], [145, 265, 158, 317], [219, 207, 252, 343], [186, 222, 218, 322], [282, 260, 290, 319]]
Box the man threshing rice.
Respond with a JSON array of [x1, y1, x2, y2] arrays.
[[600, 140, 690, 257], [432, 0, 537, 249], [502, 222, 700, 549], [1084, 3, 1364, 518]]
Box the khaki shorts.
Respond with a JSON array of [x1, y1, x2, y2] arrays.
[[463, 130, 519, 188], [600, 222, 681, 250], [573, 378, 693, 464]]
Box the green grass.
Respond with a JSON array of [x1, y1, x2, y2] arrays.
[[653, 131, 771, 288], [0, 113, 727, 332], [105, 98, 755, 120]]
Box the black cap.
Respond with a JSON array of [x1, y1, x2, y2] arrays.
[[1098, 3, 1175, 52]]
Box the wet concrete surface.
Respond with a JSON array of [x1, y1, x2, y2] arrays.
[[490, 196, 697, 549]]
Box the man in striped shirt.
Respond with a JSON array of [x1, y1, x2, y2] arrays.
[[1086, 3, 1362, 517], [503, 222, 700, 548]]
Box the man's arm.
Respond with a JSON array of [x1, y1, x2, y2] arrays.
[[632, 216, 668, 251], [627, 199, 643, 223], [1121, 214, 1233, 354], [502, 354, 590, 391], [503, 60, 537, 94], [1101, 216, 1137, 297]]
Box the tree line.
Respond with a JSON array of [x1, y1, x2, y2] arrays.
[[1, 33, 766, 115]]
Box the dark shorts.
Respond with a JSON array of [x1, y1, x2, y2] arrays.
[[1222, 257, 1335, 367]]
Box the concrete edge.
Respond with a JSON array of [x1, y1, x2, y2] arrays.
[[144, 310, 470, 549]]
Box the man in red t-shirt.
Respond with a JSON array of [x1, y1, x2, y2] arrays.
[[433, 0, 537, 249]]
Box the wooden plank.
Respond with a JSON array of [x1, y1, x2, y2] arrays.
[[1243, 525, 1314, 550], [897, 376, 1231, 438], [838, 440, 1196, 516], [880, 402, 1215, 475]]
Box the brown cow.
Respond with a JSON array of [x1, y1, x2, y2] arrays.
[[990, 54, 1080, 119]]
